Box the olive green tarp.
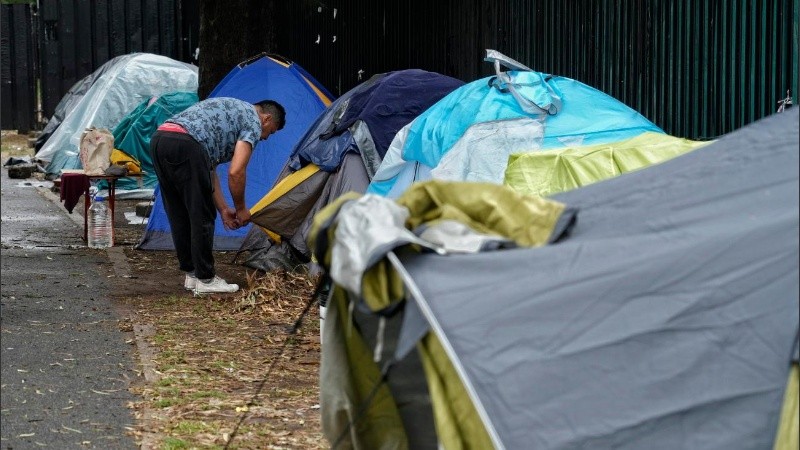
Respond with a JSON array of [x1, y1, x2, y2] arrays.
[[503, 131, 711, 197], [310, 182, 575, 449]]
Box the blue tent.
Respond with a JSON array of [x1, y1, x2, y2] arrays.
[[368, 50, 663, 198], [137, 54, 334, 250]]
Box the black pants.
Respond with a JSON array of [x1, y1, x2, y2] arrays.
[[150, 131, 216, 280]]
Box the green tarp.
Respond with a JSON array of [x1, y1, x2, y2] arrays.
[[504, 131, 711, 197], [111, 91, 198, 190]]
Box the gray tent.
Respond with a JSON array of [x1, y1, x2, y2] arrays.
[[311, 108, 799, 449]]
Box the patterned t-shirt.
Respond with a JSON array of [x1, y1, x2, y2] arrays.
[[167, 97, 261, 167]]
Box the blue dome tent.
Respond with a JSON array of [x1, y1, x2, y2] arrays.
[[368, 50, 663, 198], [137, 54, 334, 251]]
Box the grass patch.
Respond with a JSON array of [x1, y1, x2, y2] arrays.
[[154, 398, 184, 408], [0, 131, 32, 158], [161, 437, 189, 450], [158, 386, 181, 397], [189, 390, 225, 399], [157, 377, 177, 387], [172, 420, 214, 434]]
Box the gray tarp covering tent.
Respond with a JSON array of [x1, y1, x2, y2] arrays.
[[35, 53, 198, 177], [34, 55, 128, 153], [313, 108, 799, 448]]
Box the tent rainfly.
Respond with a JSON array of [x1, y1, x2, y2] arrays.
[[36, 53, 199, 177], [310, 108, 799, 449]]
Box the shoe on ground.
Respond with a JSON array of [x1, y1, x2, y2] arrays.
[[193, 276, 239, 295], [184, 274, 197, 290]]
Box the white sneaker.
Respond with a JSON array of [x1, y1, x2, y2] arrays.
[[193, 276, 239, 295], [184, 274, 198, 290]]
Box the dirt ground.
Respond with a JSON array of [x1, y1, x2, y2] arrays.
[[113, 205, 325, 449], [2, 131, 326, 449]]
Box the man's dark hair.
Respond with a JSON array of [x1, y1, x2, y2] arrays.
[[255, 99, 286, 130]]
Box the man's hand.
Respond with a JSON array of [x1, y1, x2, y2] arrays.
[[235, 207, 251, 226], [221, 207, 241, 230]]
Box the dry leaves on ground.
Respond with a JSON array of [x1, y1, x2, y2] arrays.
[[123, 265, 326, 450]]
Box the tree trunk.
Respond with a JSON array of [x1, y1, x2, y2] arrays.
[[197, 0, 276, 99]]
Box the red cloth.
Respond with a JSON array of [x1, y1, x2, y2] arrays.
[[157, 122, 188, 133], [60, 173, 90, 214]]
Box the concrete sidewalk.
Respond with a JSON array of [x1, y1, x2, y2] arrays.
[[1, 168, 139, 449]]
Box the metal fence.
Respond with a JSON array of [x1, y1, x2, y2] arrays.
[[37, 0, 198, 120], [1, 3, 37, 133], [276, 0, 798, 139], [2, 0, 798, 139], [504, 0, 799, 138], [0, 0, 198, 132]]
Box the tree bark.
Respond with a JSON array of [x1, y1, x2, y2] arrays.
[[197, 0, 276, 99]]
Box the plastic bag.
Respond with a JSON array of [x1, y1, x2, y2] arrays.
[[79, 128, 114, 175]]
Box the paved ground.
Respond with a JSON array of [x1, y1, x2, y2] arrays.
[[1, 166, 139, 449]]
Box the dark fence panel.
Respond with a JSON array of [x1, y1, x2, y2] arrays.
[[505, 0, 798, 138], [274, 0, 502, 97], [1, 4, 37, 132], [275, 0, 797, 139], [4, 0, 796, 139], [37, 0, 198, 120]]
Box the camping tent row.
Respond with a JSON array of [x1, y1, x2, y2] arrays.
[[233, 50, 706, 273], [33, 52, 335, 250], [310, 108, 799, 449], [36, 50, 799, 448], [39, 50, 709, 261], [35, 50, 719, 262]]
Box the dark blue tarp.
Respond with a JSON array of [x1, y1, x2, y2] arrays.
[[287, 69, 464, 172]]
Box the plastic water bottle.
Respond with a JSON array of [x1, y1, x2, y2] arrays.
[[88, 195, 113, 248]]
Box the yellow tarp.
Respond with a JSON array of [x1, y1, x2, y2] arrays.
[[773, 364, 799, 450], [504, 131, 711, 197]]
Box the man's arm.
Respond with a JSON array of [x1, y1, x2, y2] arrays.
[[229, 140, 253, 225], [211, 169, 239, 230]]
